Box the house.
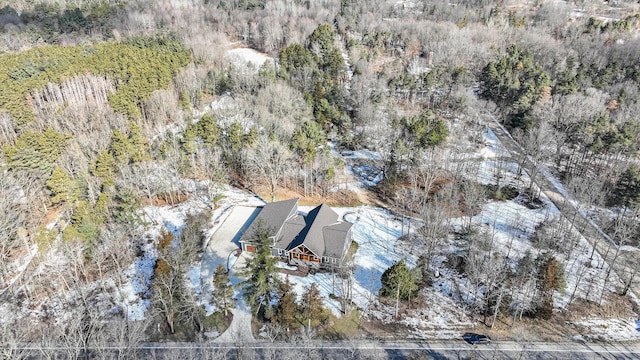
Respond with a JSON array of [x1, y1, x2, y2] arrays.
[[239, 198, 353, 268]]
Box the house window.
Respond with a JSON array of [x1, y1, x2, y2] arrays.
[[331, 258, 336, 264], [322, 257, 327, 262]]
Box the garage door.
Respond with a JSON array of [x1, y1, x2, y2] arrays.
[[245, 244, 256, 253]]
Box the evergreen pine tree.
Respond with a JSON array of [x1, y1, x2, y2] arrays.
[[46, 167, 79, 205], [241, 222, 279, 319], [128, 122, 148, 163], [291, 120, 325, 162], [3, 127, 70, 171], [613, 165, 640, 208], [279, 43, 314, 74], [227, 121, 245, 150], [244, 126, 258, 147], [380, 259, 420, 301], [93, 150, 116, 177], [197, 114, 221, 147], [110, 129, 133, 163], [212, 264, 235, 316], [181, 124, 198, 156], [273, 276, 299, 330], [300, 282, 327, 325]]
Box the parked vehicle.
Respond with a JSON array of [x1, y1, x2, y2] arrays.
[[462, 333, 492, 345]]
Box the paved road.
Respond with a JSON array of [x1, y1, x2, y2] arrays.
[[7, 340, 640, 359], [483, 113, 640, 302], [145, 340, 640, 359]]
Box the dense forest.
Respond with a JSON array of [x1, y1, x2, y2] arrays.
[[1, 0, 640, 358]]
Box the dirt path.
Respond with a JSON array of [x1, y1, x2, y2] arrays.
[[482, 112, 640, 304]]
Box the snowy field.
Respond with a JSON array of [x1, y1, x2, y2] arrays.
[[226, 45, 272, 73], [6, 124, 636, 342]]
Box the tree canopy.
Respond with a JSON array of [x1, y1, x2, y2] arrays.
[[0, 36, 191, 127], [380, 259, 420, 301], [480, 45, 552, 130], [241, 221, 280, 319]]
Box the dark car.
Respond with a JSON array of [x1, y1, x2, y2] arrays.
[[462, 332, 492, 345]]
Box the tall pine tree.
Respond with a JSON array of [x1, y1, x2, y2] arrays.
[[197, 114, 221, 147], [612, 165, 640, 208], [46, 167, 79, 205], [380, 259, 420, 301], [212, 264, 235, 316], [241, 222, 280, 319], [300, 282, 327, 326], [273, 276, 299, 331]]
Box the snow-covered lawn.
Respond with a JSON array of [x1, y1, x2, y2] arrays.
[[284, 206, 412, 317]]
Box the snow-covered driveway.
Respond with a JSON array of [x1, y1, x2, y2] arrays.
[[213, 265, 255, 343], [201, 205, 260, 341]]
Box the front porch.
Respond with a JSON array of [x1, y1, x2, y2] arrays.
[[288, 244, 321, 268]]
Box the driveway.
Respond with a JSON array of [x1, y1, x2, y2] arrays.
[[200, 205, 261, 342]]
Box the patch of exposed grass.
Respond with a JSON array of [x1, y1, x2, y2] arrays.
[[319, 309, 361, 339], [484, 184, 519, 201], [202, 311, 232, 334]]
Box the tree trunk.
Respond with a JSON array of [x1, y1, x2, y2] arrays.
[[621, 265, 638, 296], [395, 281, 400, 320]]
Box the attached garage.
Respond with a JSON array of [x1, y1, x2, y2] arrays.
[[245, 244, 256, 253]]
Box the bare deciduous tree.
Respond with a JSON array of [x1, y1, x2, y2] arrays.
[[460, 180, 486, 231], [419, 198, 451, 268], [513, 122, 555, 191], [0, 172, 29, 277], [0, 317, 30, 360], [247, 136, 293, 202]]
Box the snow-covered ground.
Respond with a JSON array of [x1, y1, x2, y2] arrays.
[[5, 117, 637, 342], [283, 206, 413, 318], [117, 185, 263, 320], [572, 318, 640, 342], [329, 141, 384, 192], [118, 196, 205, 320], [249, 125, 639, 340], [226, 45, 272, 73]]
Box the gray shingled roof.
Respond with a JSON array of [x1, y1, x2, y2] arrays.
[[274, 215, 306, 250], [240, 198, 298, 243], [241, 198, 352, 261], [287, 204, 343, 258], [323, 222, 353, 259]]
